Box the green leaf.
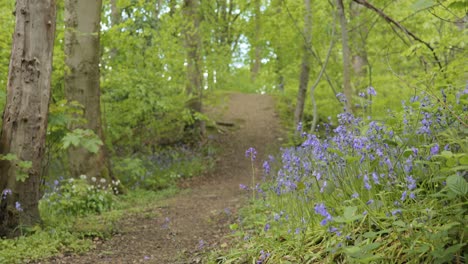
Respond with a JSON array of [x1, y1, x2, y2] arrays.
[[393, 220, 407, 228], [1, 153, 17, 161], [343, 206, 358, 219], [446, 174, 468, 196], [459, 155, 468, 165]]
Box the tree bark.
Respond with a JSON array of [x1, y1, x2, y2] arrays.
[[184, 0, 205, 137], [64, 0, 111, 180], [294, 0, 312, 128], [337, 0, 353, 112], [250, 0, 262, 81], [0, 0, 56, 236], [350, 1, 369, 90]]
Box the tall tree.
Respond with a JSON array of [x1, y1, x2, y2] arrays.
[[64, 0, 110, 179], [294, 0, 312, 127], [350, 1, 370, 90], [337, 0, 353, 112], [0, 0, 56, 236], [183, 0, 205, 136], [251, 0, 262, 81]]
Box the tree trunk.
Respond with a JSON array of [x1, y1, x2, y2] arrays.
[[337, 0, 353, 112], [184, 0, 205, 137], [64, 0, 111, 180], [250, 0, 262, 81], [350, 1, 369, 90], [294, 0, 312, 128], [110, 0, 121, 26], [0, 0, 56, 236]]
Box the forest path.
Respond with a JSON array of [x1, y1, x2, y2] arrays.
[[51, 93, 283, 263]]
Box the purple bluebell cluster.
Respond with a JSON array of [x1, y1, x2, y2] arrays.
[[246, 147, 257, 161], [265, 89, 465, 232]]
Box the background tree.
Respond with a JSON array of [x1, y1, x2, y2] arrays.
[[64, 0, 110, 179], [337, 0, 353, 112], [294, 0, 312, 127], [0, 0, 56, 236], [183, 0, 205, 137]]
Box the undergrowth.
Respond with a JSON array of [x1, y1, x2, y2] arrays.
[[208, 88, 467, 263], [0, 141, 216, 263]]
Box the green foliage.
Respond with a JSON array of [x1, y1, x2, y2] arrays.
[[0, 153, 32, 182], [61, 129, 103, 154], [210, 89, 467, 263], [40, 176, 116, 216], [113, 144, 216, 190]]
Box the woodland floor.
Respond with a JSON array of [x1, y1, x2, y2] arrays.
[[41, 93, 283, 264]]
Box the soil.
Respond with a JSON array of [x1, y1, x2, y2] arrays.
[[41, 93, 283, 264]]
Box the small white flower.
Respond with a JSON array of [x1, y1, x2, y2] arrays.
[[80, 174, 87, 180], [100, 178, 106, 183], [91, 177, 97, 182]]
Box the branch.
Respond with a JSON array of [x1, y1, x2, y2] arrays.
[[352, 0, 443, 71]]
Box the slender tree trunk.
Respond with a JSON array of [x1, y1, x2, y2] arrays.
[[251, 0, 262, 81], [294, 0, 312, 128], [350, 1, 369, 90], [64, 0, 111, 180], [110, 0, 121, 26], [337, 0, 353, 112], [0, 0, 56, 236], [184, 0, 205, 137]]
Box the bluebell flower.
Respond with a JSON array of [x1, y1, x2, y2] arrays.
[[392, 209, 402, 216], [401, 191, 407, 201], [262, 161, 270, 175], [1, 189, 12, 199], [406, 175, 417, 190], [364, 174, 372, 190], [15, 201, 23, 212], [336, 93, 347, 103], [367, 86, 377, 96], [246, 147, 257, 160], [315, 203, 333, 225], [351, 193, 359, 199], [264, 223, 271, 232], [372, 172, 380, 184], [274, 213, 281, 221], [430, 144, 439, 155], [296, 122, 303, 132]]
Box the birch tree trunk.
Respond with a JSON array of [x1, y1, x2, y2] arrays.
[[294, 0, 312, 128], [64, 0, 111, 180], [0, 0, 56, 236], [337, 0, 353, 112]]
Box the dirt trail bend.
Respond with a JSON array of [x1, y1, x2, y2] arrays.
[[48, 93, 282, 264]]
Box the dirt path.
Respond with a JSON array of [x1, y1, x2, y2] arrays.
[[48, 93, 282, 264]]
